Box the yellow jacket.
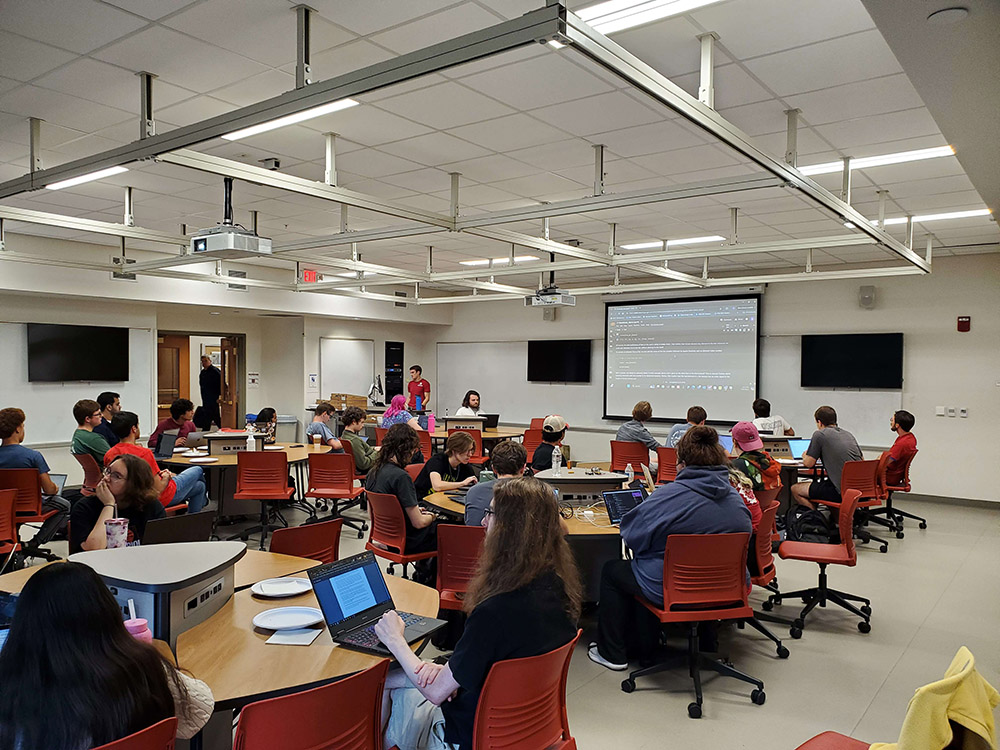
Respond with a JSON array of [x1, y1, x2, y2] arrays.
[[872, 647, 999, 750]]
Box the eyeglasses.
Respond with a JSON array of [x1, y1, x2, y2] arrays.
[[103, 468, 126, 481], [482, 507, 495, 518]]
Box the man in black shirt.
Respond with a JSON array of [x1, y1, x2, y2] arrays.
[[93, 391, 121, 447], [199, 355, 223, 430], [531, 414, 567, 472], [413, 432, 478, 498]]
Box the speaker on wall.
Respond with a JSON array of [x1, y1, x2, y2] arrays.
[[858, 285, 876, 309], [385, 341, 404, 399]]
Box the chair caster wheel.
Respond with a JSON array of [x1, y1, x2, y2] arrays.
[[687, 702, 701, 718], [761, 600, 773, 611], [621, 679, 635, 694], [858, 621, 871, 633], [919, 522, 927, 529], [387, 565, 395, 575], [736, 620, 745, 629], [879, 544, 888, 553], [777, 645, 789, 659], [801, 597, 810, 604], [751, 689, 766, 705], [789, 626, 802, 639], [896, 531, 904, 539], [793, 618, 805, 630], [860, 605, 872, 616], [357, 531, 364, 539], [770, 597, 782, 606]]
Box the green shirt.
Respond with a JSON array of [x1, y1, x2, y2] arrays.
[[72, 428, 110, 464], [340, 429, 376, 473]]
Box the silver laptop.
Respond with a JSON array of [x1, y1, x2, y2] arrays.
[[46, 473, 67, 497], [184, 431, 206, 448]]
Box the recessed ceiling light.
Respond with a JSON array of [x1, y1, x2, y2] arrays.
[[799, 146, 955, 176], [577, 0, 728, 34], [620, 235, 725, 250], [927, 7, 969, 24], [878, 208, 991, 226], [45, 165, 128, 190], [459, 255, 540, 267], [222, 98, 359, 141]]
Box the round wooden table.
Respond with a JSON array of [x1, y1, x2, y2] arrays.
[[160, 442, 327, 468]]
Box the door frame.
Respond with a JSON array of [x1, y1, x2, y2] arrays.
[[158, 331, 247, 429]]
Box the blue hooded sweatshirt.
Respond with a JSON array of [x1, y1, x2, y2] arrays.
[[621, 464, 752, 606]]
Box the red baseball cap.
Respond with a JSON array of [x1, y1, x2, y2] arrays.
[[731, 421, 763, 452]]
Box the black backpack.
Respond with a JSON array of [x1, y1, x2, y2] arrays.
[[785, 505, 836, 544]]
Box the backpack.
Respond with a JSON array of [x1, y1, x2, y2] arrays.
[[740, 450, 783, 491], [784, 505, 835, 544]]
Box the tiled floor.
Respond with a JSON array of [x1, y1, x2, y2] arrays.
[[33, 496, 999, 748]]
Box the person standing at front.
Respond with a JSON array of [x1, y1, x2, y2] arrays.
[[199, 356, 222, 430], [406, 365, 431, 412]]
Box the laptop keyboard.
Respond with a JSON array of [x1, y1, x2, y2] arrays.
[[342, 612, 426, 648]]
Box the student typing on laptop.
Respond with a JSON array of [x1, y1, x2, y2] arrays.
[[375, 477, 580, 750], [147, 399, 198, 449]]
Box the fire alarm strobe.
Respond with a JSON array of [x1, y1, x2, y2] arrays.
[[957, 316, 971, 332]]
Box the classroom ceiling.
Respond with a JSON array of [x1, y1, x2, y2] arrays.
[[0, 0, 996, 297]]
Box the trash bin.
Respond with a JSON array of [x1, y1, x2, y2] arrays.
[[276, 415, 299, 443]]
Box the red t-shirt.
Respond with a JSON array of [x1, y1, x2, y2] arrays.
[[147, 417, 196, 449], [886, 431, 917, 486], [104, 442, 176, 505], [407, 379, 430, 410]]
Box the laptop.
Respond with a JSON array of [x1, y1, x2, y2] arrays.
[[142, 511, 215, 545], [153, 432, 178, 460], [718, 434, 734, 453], [602, 487, 648, 525], [640, 463, 656, 493], [184, 431, 206, 448], [308, 551, 446, 656], [46, 473, 67, 497], [0, 592, 16, 653], [482, 413, 500, 429], [787, 438, 811, 460]]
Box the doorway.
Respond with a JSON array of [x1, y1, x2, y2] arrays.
[[156, 332, 246, 430]]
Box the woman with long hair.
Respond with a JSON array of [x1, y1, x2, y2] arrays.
[[70, 453, 167, 553], [374, 476, 581, 750], [381, 394, 421, 431], [0, 562, 213, 749]]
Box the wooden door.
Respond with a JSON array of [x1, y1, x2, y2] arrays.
[[156, 335, 190, 422], [220, 336, 240, 429]]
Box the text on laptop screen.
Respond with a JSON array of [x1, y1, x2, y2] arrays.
[[312, 555, 392, 625], [603, 488, 646, 524]]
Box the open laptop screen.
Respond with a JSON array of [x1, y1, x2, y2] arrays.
[[602, 487, 647, 525], [47, 473, 67, 497], [787, 438, 811, 459], [310, 552, 393, 634], [718, 434, 734, 453]]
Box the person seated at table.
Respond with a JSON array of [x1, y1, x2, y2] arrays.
[[70, 454, 166, 553], [254, 407, 278, 444], [71, 398, 111, 464], [790, 405, 862, 510], [340, 405, 377, 474], [886, 409, 917, 486], [588, 426, 752, 671], [752, 398, 794, 436], [729, 421, 780, 493], [414, 431, 478, 498], [464, 440, 526, 526], [93, 391, 121, 447], [0, 562, 213, 749], [381, 394, 422, 431], [146, 398, 197, 450], [531, 414, 567, 472], [105, 411, 208, 514], [666, 405, 706, 448], [455, 390, 481, 417], [0, 407, 70, 544], [375, 476, 580, 750], [305, 403, 344, 451], [616, 400, 661, 470]]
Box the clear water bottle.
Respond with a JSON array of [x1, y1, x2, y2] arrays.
[[246, 431, 255, 452], [552, 446, 562, 476], [625, 462, 635, 485]]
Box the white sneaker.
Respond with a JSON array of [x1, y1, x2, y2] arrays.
[[588, 644, 628, 671]]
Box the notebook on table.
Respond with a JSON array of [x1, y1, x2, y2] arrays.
[[309, 551, 446, 656], [602, 487, 648, 525]]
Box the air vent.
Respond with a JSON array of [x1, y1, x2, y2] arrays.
[[227, 269, 247, 291], [394, 291, 407, 308]]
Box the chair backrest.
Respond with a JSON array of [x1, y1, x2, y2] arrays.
[[473, 631, 581, 750], [875, 451, 891, 500], [655, 446, 678, 483], [0, 489, 18, 551], [751, 503, 779, 585], [374, 427, 388, 446], [236, 451, 290, 494], [436, 524, 485, 594], [91, 717, 178, 750], [887, 448, 917, 492], [234, 659, 389, 750], [662, 533, 751, 618], [417, 429, 433, 461], [522, 429, 544, 456], [366, 491, 408, 554], [307, 452, 357, 494], [404, 463, 425, 482], [529, 418, 545, 430], [269, 518, 344, 563], [837, 490, 861, 562], [72, 452, 102, 495], [840, 460, 880, 502], [449, 428, 483, 457], [0, 468, 44, 516], [610, 440, 651, 472]]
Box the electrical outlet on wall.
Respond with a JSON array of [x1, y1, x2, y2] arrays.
[[946, 407, 957, 418], [935, 406, 946, 416], [959, 408, 968, 418]]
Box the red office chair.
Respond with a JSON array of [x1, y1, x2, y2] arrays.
[[374, 427, 388, 446], [405, 463, 425, 482], [869, 449, 923, 535], [234, 660, 389, 750], [768, 490, 871, 637], [365, 491, 437, 579], [529, 418, 545, 430], [73, 452, 102, 496], [91, 717, 178, 750], [473, 631, 581, 750], [417, 429, 433, 461], [230, 452, 295, 550], [751, 503, 797, 632], [621, 533, 767, 718], [305, 453, 368, 538], [522, 429, 544, 457], [816, 460, 890, 553], [0, 489, 20, 563], [655, 446, 678, 483], [793, 732, 870, 750], [609, 440, 651, 472], [448, 429, 488, 466], [269, 518, 344, 563], [163, 503, 188, 517], [436, 524, 485, 611], [0, 468, 61, 562]]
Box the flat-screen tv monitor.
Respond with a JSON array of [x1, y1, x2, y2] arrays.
[[527, 339, 591, 383], [800, 333, 903, 389], [27, 323, 129, 382]]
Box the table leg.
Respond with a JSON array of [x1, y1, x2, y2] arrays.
[[567, 535, 621, 603]]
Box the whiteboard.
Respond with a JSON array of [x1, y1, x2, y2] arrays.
[[319, 338, 374, 399], [437, 341, 606, 428], [1, 323, 154, 446], [759, 335, 901, 447]]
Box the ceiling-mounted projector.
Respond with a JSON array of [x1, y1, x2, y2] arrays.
[[189, 176, 271, 258], [524, 287, 576, 307]]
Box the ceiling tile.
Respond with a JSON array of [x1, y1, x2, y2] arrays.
[[370, 3, 499, 55], [0, 84, 133, 132], [490, 172, 587, 200], [334, 147, 424, 179], [814, 108, 941, 151], [374, 81, 515, 130], [530, 91, 663, 136], [719, 100, 789, 137], [786, 73, 925, 127], [0, 0, 148, 54], [154, 96, 234, 127], [449, 114, 569, 153], [381, 131, 491, 166], [34, 58, 195, 114], [284, 39, 393, 83], [431, 154, 537, 183], [586, 119, 708, 159], [306, 0, 456, 36], [101, 0, 196, 20], [640, 144, 741, 177], [302, 106, 434, 147], [0, 30, 77, 82], [210, 70, 296, 108], [609, 15, 709, 78], [460, 52, 616, 111]]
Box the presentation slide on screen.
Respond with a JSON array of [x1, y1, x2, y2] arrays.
[[605, 297, 759, 423]]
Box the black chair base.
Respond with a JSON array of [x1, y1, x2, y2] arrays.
[[20, 542, 60, 562], [227, 502, 289, 550], [620, 623, 766, 718], [767, 564, 871, 637], [853, 522, 889, 553], [867, 495, 927, 533]]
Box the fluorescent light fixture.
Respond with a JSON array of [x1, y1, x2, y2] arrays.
[[547, 40, 566, 49], [879, 208, 991, 226], [620, 235, 725, 250], [459, 255, 540, 267], [45, 165, 128, 190], [799, 146, 955, 176], [222, 98, 359, 141], [335, 271, 378, 278], [577, 0, 727, 34]]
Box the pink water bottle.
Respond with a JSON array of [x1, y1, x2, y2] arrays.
[[125, 618, 153, 643], [427, 412, 435, 432]]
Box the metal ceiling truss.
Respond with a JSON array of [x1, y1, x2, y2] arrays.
[[0, 1, 932, 307]]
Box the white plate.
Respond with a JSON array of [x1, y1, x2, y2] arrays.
[[251, 577, 312, 598], [189, 456, 219, 464], [181, 450, 205, 457], [173, 446, 188, 453], [252, 606, 323, 631], [264, 445, 284, 451]]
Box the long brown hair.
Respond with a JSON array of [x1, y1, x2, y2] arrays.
[[109, 454, 159, 510], [464, 476, 582, 621], [369, 423, 419, 477]]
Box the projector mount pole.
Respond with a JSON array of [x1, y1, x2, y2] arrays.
[[222, 177, 234, 227]]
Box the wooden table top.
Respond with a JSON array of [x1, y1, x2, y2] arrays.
[[175, 572, 439, 708], [0, 561, 62, 593], [234, 549, 321, 590], [161, 442, 329, 467], [422, 493, 620, 537], [430, 427, 524, 440]]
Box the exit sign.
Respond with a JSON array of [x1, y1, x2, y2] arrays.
[[302, 268, 319, 283]]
